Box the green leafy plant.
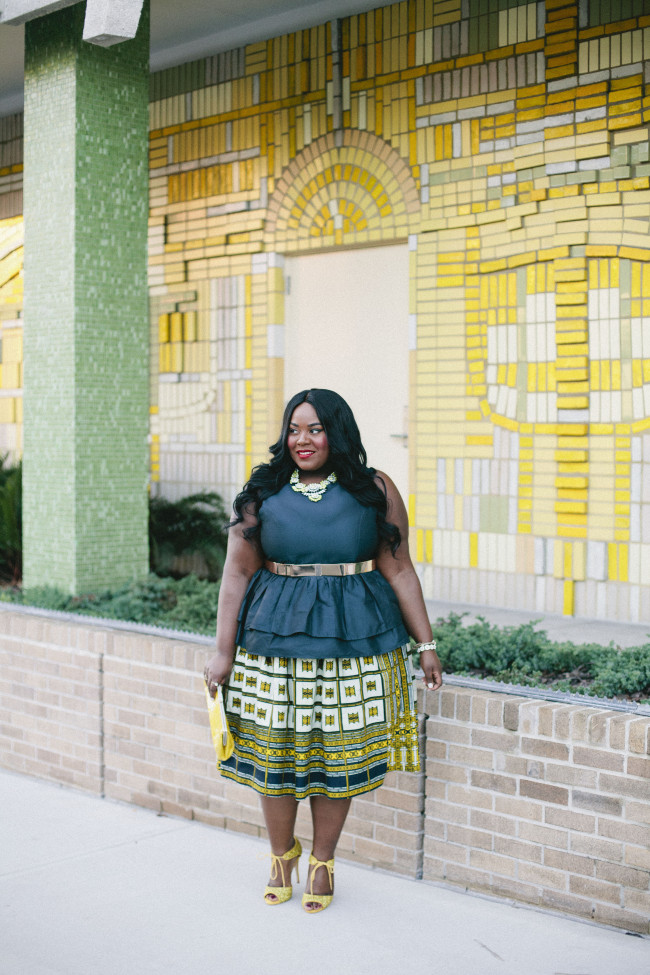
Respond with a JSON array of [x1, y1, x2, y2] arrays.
[[420, 613, 650, 703], [148, 491, 229, 581], [0, 456, 21, 584], [2, 574, 220, 635]]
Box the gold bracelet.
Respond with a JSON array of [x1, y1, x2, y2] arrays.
[[414, 640, 437, 652]]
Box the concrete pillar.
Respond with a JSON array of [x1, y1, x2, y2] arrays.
[[22, 2, 150, 593]]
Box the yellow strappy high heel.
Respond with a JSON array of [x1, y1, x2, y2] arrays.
[[302, 853, 335, 913], [264, 837, 302, 905]]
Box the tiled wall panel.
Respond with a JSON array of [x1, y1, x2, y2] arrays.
[[3, 1, 650, 617]]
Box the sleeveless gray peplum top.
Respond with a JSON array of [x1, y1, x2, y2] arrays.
[[236, 481, 409, 659]]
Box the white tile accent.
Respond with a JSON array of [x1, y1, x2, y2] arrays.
[[472, 459, 481, 495], [408, 313, 417, 351], [628, 543, 640, 584], [251, 253, 268, 274], [266, 324, 284, 358], [586, 540, 607, 581], [534, 537, 545, 574], [455, 458, 464, 495], [640, 544, 650, 586]]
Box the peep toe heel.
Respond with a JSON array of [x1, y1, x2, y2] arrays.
[[302, 853, 335, 913], [264, 837, 302, 905]]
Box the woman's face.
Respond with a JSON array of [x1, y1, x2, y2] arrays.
[[287, 402, 330, 475]]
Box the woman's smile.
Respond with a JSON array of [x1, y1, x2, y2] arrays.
[[287, 402, 331, 479]]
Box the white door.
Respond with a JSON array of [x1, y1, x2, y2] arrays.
[[284, 245, 409, 499]]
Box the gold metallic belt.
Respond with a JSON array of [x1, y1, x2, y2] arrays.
[[264, 559, 376, 577]]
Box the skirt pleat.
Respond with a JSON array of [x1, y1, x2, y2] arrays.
[[216, 645, 420, 799]]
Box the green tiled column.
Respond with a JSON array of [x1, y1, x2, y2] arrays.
[[22, 2, 150, 593]]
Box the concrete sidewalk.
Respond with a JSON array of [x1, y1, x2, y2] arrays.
[[1, 769, 647, 975]]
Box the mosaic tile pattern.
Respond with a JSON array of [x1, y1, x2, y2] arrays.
[[0, 216, 23, 458], [0, 114, 23, 222], [20, 2, 150, 593], [145, 0, 650, 621], [3, 1, 650, 618], [0, 116, 24, 459]]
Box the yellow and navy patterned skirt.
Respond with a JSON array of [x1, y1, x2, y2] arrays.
[[217, 645, 420, 799]]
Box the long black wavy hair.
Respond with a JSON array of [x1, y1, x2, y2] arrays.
[[231, 388, 401, 553]]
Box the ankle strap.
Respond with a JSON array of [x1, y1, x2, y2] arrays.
[[307, 854, 335, 896], [267, 837, 301, 882]]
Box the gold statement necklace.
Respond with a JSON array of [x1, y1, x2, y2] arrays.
[[290, 468, 338, 502]]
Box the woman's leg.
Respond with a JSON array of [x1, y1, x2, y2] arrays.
[[260, 794, 300, 898], [305, 794, 352, 906]]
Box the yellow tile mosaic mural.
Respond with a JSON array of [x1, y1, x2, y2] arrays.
[[0, 216, 23, 457], [3, 1, 650, 620]]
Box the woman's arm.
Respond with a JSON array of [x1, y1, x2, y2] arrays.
[[374, 472, 443, 691], [204, 507, 264, 693]]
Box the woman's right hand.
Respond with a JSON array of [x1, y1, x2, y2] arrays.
[[205, 503, 263, 698], [204, 648, 234, 696]]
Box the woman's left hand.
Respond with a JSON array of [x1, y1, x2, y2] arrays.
[[420, 649, 443, 691], [370, 470, 443, 693]]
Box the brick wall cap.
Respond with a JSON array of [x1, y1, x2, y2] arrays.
[[442, 673, 648, 716], [0, 603, 212, 647]]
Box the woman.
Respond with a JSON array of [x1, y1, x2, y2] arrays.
[[204, 388, 442, 913]]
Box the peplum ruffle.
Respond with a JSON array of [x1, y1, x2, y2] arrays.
[[237, 567, 409, 659]]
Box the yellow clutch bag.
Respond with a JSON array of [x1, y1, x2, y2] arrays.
[[203, 681, 234, 762]]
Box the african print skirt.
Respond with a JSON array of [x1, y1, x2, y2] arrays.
[[217, 645, 420, 799]]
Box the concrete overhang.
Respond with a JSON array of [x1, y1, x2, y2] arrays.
[[0, 0, 79, 23], [0, 0, 395, 117], [1, 0, 145, 47]]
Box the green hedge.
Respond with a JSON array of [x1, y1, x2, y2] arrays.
[[1, 574, 220, 636], [2, 582, 649, 702], [0, 456, 21, 584], [149, 491, 227, 580], [426, 613, 650, 703]]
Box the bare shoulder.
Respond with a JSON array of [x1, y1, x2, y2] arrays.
[[228, 500, 257, 536], [373, 469, 400, 496], [373, 470, 407, 519], [239, 498, 260, 527], [373, 469, 396, 492], [225, 503, 263, 573]]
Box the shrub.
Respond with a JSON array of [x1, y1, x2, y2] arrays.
[[2, 574, 220, 636], [425, 613, 650, 703], [0, 456, 21, 584], [149, 491, 228, 581], [0, 480, 230, 586]]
